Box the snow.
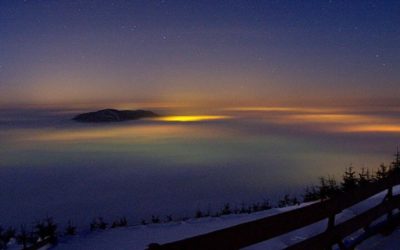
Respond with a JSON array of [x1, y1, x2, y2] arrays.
[[358, 228, 400, 250], [5, 186, 399, 250], [47, 186, 400, 250], [53, 207, 303, 250]]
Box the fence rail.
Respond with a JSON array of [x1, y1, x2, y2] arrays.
[[148, 172, 400, 250]]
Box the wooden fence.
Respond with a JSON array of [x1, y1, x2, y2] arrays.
[[147, 172, 400, 250]]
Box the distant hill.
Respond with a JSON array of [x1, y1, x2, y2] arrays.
[[73, 109, 159, 122]]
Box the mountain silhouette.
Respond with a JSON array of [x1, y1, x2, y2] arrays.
[[73, 109, 158, 122]]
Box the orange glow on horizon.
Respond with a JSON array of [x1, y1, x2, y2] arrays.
[[343, 125, 400, 133], [232, 107, 400, 134], [226, 106, 343, 113], [286, 114, 373, 124], [226, 107, 297, 112]]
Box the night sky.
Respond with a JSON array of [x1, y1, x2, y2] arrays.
[[1, 0, 399, 108]]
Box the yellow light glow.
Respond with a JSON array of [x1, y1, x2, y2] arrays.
[[155, 115, 230, 122]]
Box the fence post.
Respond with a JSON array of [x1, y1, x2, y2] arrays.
[[384, 185, 395, 234], [326, 214, 335, 231], [325, 214, 335, 250], [387, 186, 393, 219], [325, 214, 347, 250]]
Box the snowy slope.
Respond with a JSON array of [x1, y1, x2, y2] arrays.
[[49, 186, 400, 250], [357, 228, 400, 250]]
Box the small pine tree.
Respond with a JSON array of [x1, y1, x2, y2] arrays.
[[252, 203, 261, 212], [34, 221, 46, 240], [233, 206, 240, 214], [358, 167, 372, 186], [65, 221, 76, 236], [221, 203, 232, 215], [120, 217, 128, 227], [165, 215, 173, 222], [279, 194, 300, 207], [247, 205, 253, 213], [318, 176, 340, 199], [98, 218, 107, 229], [34, 217, 57, 243], [16, 226, 32, 249], [376, 164, 388, 180], [239, 203, 248, 214], [391, 148, 400, 172], [327, 176, 341, 196], [291, 196, 299, 205], [90, 217, 108, 231], [195, 210, 203, 218], [303, 185, 320, 202], [0, 226, 4, 250], [151, 215, 160, 224], [45, 218, 57, 242], [0, 226, 16, 249], [260, 200, 272, 210], [278, 194, 292, 208], [342, 166, 358, 191], [111, 217, 128, 228], [318, 177, 328, 199]]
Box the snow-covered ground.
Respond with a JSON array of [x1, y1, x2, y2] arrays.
[[4, 186, 398, 250], [357, 228, 400, 250], [42, 186, 400, 250]]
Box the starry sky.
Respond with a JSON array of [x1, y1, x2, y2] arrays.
[[1, 0, 399, 108]]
